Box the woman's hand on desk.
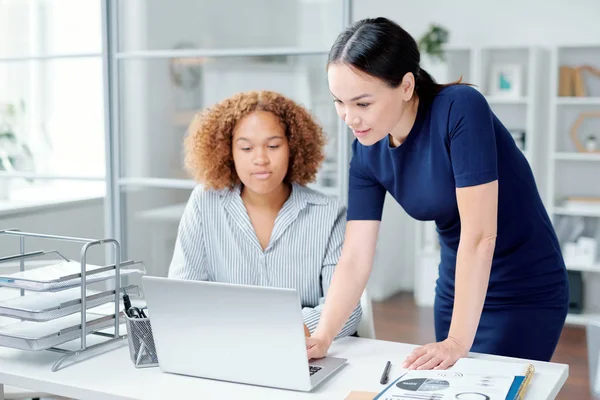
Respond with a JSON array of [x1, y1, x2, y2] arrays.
[[306, 334, 332, 360], [401, 336, 468, 370]]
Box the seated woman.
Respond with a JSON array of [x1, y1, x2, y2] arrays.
[[168, 90, 362, 338]]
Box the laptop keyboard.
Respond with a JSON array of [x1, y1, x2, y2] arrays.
[[309, 366, 322, 376]]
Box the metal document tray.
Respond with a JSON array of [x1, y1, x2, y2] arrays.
[[0, 285, 138, 321], [0, 260, 143, 292], [0, 306, 124, 351]]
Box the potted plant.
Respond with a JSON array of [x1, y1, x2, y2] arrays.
[[0, 100, 32, 200], [418, 24, 450, 84]]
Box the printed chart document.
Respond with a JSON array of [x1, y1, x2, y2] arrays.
[[375, 369, 514, 400]]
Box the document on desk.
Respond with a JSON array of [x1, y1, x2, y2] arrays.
[[374, 369, 514, 400]]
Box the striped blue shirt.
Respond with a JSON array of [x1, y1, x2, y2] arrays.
[[168, 183, 362, 338]]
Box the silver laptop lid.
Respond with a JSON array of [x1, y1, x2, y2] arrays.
[[142, 276, 313, 391]]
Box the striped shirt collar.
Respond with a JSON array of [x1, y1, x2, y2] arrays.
[[219, 182, 329, 209], [218, 183, 328, 252]]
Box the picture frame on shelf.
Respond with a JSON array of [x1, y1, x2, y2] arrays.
[[569, 111, 600, 153], [488, 64, 523, 98]]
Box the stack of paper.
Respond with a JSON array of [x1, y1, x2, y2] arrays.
[[0, 261, 141, 291]]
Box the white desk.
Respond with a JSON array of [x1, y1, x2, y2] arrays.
[[0, 336, 567, 400]]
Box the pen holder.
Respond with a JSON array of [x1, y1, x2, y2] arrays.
[[124, 313, 159, 368]]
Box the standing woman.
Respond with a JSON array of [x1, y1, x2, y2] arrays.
[[306, 17, 569, 369]]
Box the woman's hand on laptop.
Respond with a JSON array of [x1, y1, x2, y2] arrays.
[[306, 333, 332, 360]]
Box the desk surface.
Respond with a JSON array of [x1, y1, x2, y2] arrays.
[[0, 336, 568, 400]]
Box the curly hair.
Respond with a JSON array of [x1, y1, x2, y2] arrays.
[[184, 90, 327, 190]]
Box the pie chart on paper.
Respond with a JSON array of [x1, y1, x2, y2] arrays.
[[396, 378, 450, 391]]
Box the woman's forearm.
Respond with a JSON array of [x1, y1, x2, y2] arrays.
[[314, 220, 380, 343], [314, 258, 372, 342], [448, 236, 496, 350]]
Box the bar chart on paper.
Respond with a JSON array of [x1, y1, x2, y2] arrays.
[[374, 369, 514, 400]]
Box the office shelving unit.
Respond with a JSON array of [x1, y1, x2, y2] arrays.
[[546, 45, 600, 325]]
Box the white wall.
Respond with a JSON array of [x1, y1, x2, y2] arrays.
[[368, 194, 416, 301], [354, 0, 600, 47]]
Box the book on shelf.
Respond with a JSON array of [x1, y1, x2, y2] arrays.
[[561, 196, 600, 213]]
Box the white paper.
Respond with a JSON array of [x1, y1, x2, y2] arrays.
[[0, 287, 99, 311], [0, 261, 140, 291], [376, 369, 514, 400], [0, 304, 119, 339], [451, 358, 530, 376], [0, 261, 109, 282]]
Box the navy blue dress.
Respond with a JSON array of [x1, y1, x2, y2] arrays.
[[347, 85, 569, 361]]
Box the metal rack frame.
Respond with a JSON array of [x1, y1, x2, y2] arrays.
[[0, 229, 127, 372]]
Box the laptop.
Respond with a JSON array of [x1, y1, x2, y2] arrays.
[[141, 276, 347, 391]]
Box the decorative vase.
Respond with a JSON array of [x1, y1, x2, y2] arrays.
[[585, 135, 598, 152]]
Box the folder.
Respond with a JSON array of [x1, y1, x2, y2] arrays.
[[453, 358, 535, 400], [506, 363, 535, 400]]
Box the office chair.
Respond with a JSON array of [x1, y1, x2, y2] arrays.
[[357, 289, 376, 339], [587, 320, 600, 397]]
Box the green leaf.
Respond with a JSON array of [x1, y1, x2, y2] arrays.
[[418, 24, 450, 62]]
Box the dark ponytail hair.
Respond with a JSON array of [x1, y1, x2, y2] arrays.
[[328, 17, 466, 104]]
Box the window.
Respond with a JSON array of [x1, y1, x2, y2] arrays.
[[0, 0, 105, 201]]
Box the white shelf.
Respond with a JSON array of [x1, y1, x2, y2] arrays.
[[555, 97, 600, 106], [554, 152, 600, 161], [554, 206, 600, 217], [0, 53, 103, 63], [115, 47, 331, 60], [0, 182, 105, 218], [566, 262, 600, 272], [486, 96, 529, 105], [566, 312, 600, 326], [548, 46, 600, 331]]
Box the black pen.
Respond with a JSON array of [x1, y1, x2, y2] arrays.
[[380, 360, 392, 384], [122, 289, 132, 314]]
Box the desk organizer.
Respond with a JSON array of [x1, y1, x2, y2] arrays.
[[0, 229, 146, 371], [124, 312, 159, 368]]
